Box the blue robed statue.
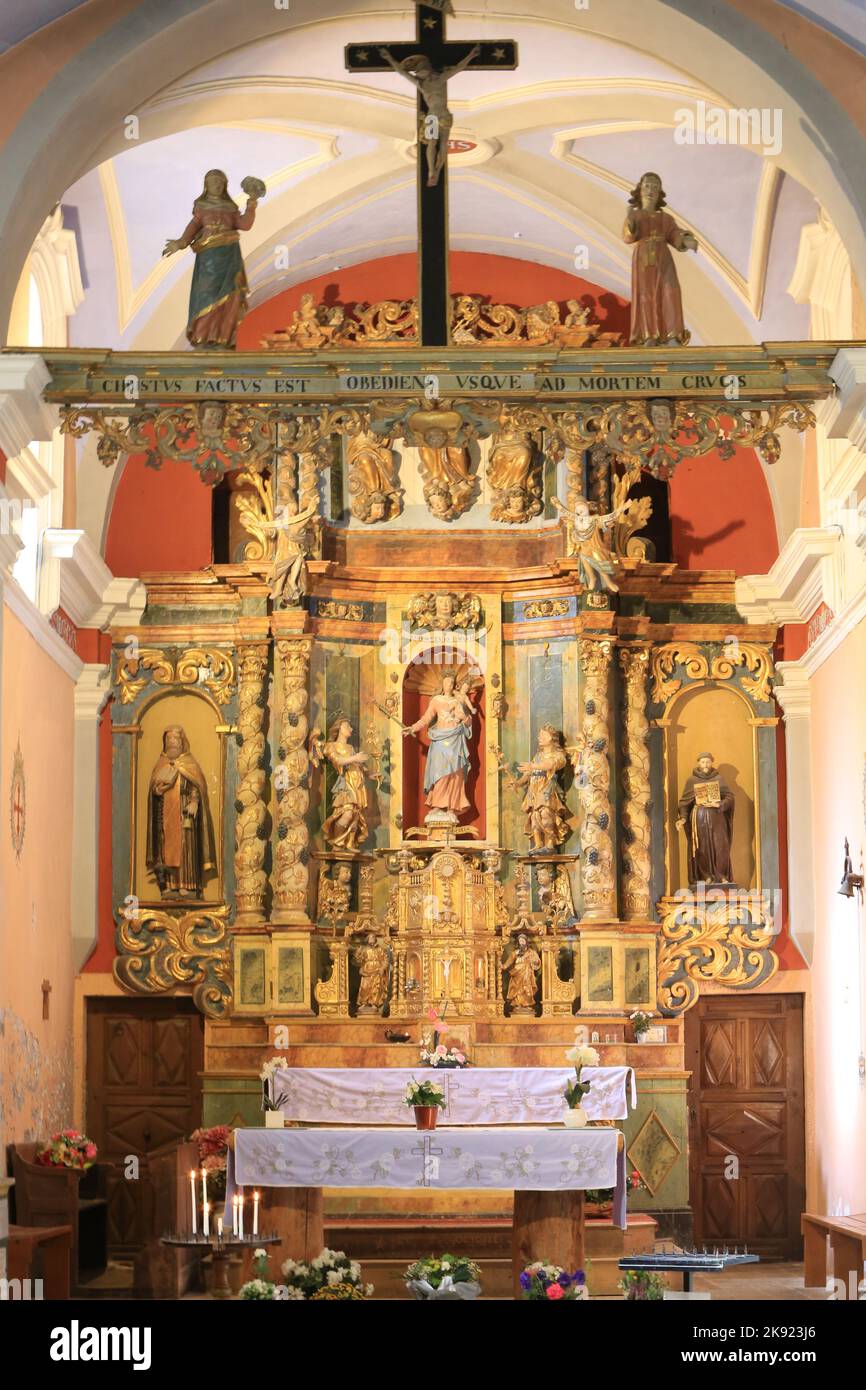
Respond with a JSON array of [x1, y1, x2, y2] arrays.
[[407, 672, 477, 817]]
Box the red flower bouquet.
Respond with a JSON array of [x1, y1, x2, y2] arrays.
[[190, 1124, 233, 1199], [36, 1130, 97, 1171]]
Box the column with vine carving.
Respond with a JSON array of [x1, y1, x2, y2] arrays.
[[233, 643, 270, 927], [619, 644, 652, 920], [578, 637, 616, 920], [272, 636, 313, 924]]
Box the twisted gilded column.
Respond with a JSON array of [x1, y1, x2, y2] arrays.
[[234, 643, 269, 927], [619, 644, 652, 920], [272, 637, 313, 924], [578, 637, 616, 921]]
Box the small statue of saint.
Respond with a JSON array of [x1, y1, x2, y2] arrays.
[[146, 725, 216, 898], [535, 864, 577, 932], [503, 932, 541, 1013], [354, 933, 391, 1014], [552, 495, 625, 592], [516, 725, 571, 850], [623, 172, 697, 346], [268, 490, 320, 607], [317, 862, 353, 923], [487, 419, 542, 524], [163, 169, 265, 349], [418, 437, 474, 520], [347, 431, 402, 523], [676, 752, 735, 885], [312, 719, 371, 852], [379, 43, 481, 186], [406, 672, 477, 821]]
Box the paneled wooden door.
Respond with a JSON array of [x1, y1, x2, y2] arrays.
[[86, 997, 204, 1253], [685, 994, 805, 1259]]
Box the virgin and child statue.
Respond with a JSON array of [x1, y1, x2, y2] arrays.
[[405, 671, 478, 823]]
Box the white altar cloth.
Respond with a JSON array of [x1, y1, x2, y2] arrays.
[[271, 1065, 636, 1126], [231, 1125, 625, 1224]]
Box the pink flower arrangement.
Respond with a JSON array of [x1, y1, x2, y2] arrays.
[[36, 1130, 97, 1171], [190, 1125, 233, 1197]]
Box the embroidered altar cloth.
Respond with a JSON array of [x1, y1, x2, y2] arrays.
[[271, 1065, 636, 1125], [232, 1124, 625, 1225]]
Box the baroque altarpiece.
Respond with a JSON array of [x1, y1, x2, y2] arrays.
[[44, 324, 833, 1226]]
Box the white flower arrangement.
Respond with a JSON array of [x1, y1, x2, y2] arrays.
[[279, 1247, 373, 1299], [403, 1077, 446, 1108], [565, 1042, 600, 1068]]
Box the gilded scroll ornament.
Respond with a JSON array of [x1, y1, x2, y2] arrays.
[[317, 600, 365, 621], [233, 643, 269, 926], [272, 639, 312, 922], [61, 402, 276, 480], [114, 904, 231, 1017], [619, 646, 652, 920], [523, 599, 570, 620], [651, 641, 773, 706], [657, 893, 778, 1015], [574, 639, 616, 920], [114, 647, 235, 705], [233, 468, 275, 563]]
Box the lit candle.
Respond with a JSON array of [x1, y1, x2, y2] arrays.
[[253, 1190, 260, 1238], [190, 1170, 197, 1236], [217, 1216, 223, 1242], [203, 1200, 210, 1239], [200, 1167, 207, 1217], [232, 1195, 238, 1235], [238, 1192, 245, 1240]]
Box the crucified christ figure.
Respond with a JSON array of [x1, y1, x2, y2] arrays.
[[379, 43, 481, 186]]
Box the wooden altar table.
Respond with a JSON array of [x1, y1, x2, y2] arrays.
[[230, 1125, 626, 1296]]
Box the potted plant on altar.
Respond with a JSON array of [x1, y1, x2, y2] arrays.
[[619, 1270, 666, 1300], [281, 1248, 373, 1300], [404, 1077, 447, 1130], [630, 1010, 652, 1043], [36, 1130, 97, 1171], [519, 1262, 588, 1301], [562, 1037, 599, 1127], [260, 1055, 290, 1128], [239, 1249, 277, 1300], [404, 1254, 482, 1300]]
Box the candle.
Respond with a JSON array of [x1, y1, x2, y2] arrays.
[[217, 1216, 223, 1242], [190, 1170, 197, 1236], [200, 1167, 207, 1217], [203, 1200, 210, 1239], [232, 1195, 238, 1236], [238, 1192, 245, 1240], [253, 1190, 260, 1237]]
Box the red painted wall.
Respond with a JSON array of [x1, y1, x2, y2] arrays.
[[238, 251, 630, 346], [669, 445, 779, 575], [105, 454, 213, 576]]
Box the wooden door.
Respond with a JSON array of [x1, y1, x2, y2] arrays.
[[86, 997, 204, 1254], [685, 993, 804, 1259]]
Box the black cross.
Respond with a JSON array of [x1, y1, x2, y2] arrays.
[[345, 3, 517, 346]]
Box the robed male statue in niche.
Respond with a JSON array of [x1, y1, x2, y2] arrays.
[[146, 724, 216, 898], [676, 751, 735, 885]]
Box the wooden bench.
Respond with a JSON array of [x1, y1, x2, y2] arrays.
[[8, 1224, 72, 1299], [8, 1144, 108, 1285], [802, 1212, 866, 1295]]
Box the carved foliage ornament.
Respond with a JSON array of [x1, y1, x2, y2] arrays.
[[114, 647, 235, 705], [651, 642, 773, 706], [407, 592, 482, 630], [657, 895, 778, 1015], [114, 904, 231, 1017]]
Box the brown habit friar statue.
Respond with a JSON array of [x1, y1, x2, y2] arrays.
[[676, 752, 735, 885], [147, 725, 216, 898]]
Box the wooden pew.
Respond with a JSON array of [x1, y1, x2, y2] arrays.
[[802, 1212, 866, 1296], [8, 1224, 73, 1299], [8, 1144, 107, 1286]]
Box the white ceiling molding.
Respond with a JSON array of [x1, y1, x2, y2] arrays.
[[28, 206, 84, 347], [38, 528, 145, 630], [0, 354, 57, 457], [735, 525, 841, 623], [6, 443, 54, 504], [787, 210, 853, 339], [827, 347, 866, 458], [0, 481, 25, 576]]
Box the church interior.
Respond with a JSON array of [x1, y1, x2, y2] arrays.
[[1, 0, 866, 1320]]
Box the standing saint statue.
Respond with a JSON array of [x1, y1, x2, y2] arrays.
[[354, 934, 391, 1014], [406, 672, 476, 822], [516, 725, 572, 850], [311, 719, 371, 852], [379, 43, 481, 186], [268, 491, 320, 607], [623, 171, 697, 346], [163, 169, 265, 349], [503, 932, 541, 1013], [146, 725, 216, 898], [676, 752, 735, 885]]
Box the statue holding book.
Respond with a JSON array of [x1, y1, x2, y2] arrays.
[[676, 752, 735, 885]]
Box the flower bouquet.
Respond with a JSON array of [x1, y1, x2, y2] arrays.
[[36, 1130, 97, 1172], [629, 1010, 652, 1042], [281, 1248, 373, 1300], [619, 1270, 666, 1300], [190, 1124, 233, 1200], [404, 1254, 482, 1301], [562, 1037, 599, 1127], [420, 1040, 468, 1069], [260, 1054, 290, 1127], [519, 1262, 588, 1301], [404, 1076, 446, 1130], [239, 1249, 276, 1300]]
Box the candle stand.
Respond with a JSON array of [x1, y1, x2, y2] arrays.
[[160, 1232, 281, 1299]]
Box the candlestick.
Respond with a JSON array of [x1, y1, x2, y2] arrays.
[[238, 1192, 245, 1240], [203, 1200, 210, 1239], [190, 1170, 197, 1236], [253, 1190, 260, 1238]]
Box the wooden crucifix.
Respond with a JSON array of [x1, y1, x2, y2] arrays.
[[345, 2, 518, 346]]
